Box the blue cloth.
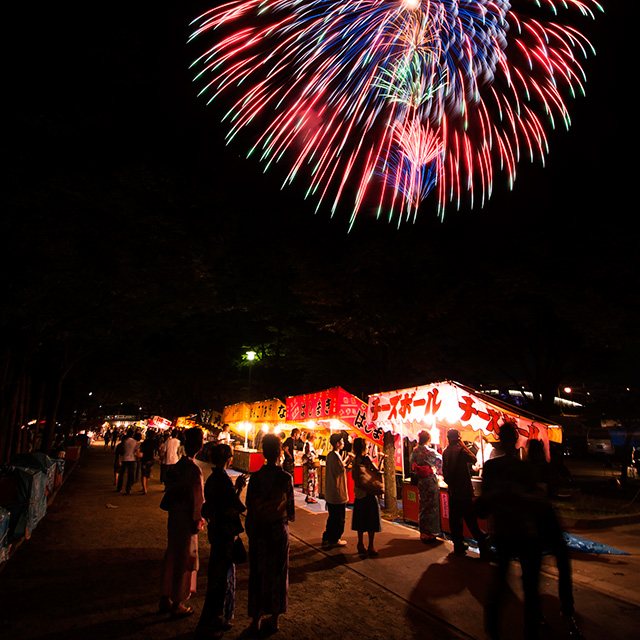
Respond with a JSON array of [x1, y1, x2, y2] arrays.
[[563, 532, 629, 555], [0, 507, 9, 563]]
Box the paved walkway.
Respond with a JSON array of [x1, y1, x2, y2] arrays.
[[0, 444, 638, 639]]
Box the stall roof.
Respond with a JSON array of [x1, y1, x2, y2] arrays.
[[367, 380, 561, 450]]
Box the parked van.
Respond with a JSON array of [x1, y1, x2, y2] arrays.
[[587, 428, 614, 456]]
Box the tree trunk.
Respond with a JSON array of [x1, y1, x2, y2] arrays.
[[42, 372, 66, 455], [383, 430, 397, 519]]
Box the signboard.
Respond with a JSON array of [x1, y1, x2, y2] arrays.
[[367, 380, 559, 454], [222, 402, 250, 423], [286, 387, 380, 446], [175, 417, 197, 428], [148, 416, 172, 430], [248, 399, 287, 422]]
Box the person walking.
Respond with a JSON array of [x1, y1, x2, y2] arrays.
[[113, 436, 123, 486], [246, 434, 295, 634], [195, 444, 247, 638], [351, 437, 383, 557], [139, 430, 156, 494], [482, 422, 544, 640], [442, 428, 490, 557], [116, 429, 139, 494], [159, 427, 205, 619], [526, 439, 582, 637], [161, 429, 182, 484], [322, 433, 350, 548], [410, 430, 442, 543]]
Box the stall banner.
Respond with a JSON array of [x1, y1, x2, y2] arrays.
[[148, 416, 172, 430], [175, 417, 197, 428], [367, 380, 558, 454], [285, 387, 380, 446], [248, 399, 287, 422], [222, 402, 250, 423]]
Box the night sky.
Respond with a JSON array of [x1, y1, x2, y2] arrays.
[[4, 1, 635, 421]]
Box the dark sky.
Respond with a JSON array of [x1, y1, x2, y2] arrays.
[[5, 1, 635, 416]]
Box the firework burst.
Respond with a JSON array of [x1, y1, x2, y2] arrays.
[[190, 0, 602, 226]]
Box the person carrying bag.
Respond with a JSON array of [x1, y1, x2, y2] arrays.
[[351, 438, 385, 557]]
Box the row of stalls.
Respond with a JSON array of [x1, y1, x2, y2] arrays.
[[221, 380, 561, 533]]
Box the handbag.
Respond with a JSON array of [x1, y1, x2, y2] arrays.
[[355, 461, 384, 496], [232, 536, 247, 564]]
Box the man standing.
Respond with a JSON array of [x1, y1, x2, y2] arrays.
[[322, 433, 349, 547], [282, 428, 300, 478], [442, 429, 490, 557]]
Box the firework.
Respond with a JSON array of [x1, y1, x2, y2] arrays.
[[190, 0, 602, 226]]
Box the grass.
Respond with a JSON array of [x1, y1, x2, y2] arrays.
[[552, 480, 640, 520]]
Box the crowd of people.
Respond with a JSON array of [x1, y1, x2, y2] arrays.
[[102, 420, 580, 639]]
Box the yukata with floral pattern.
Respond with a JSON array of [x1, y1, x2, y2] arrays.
[[410, 444, 442, 540], [302, 440, 319, 501]]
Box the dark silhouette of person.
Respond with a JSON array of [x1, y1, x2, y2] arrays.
[[526, 439, 582, 637], [195, 443, 246, 637], [481, 422, 544, 640], [442, 429, 490, 557], [246, 433, 295, 634]]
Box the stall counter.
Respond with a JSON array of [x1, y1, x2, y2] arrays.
[[402, 482, 488, 539], [232, 448, 265, 473]]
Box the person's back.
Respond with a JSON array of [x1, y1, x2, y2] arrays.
[[165, 434, 182, 465], [442, 439, 474, 500], [482, 453, 541, 539], [141, 436, 155, 461], [482, 422, 544, 640], [121, 435, 139, 462]]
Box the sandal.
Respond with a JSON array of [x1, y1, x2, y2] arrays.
[[357, 544, 368, 556], [368, 547, 379, 557], [170, 603, 194, 619]]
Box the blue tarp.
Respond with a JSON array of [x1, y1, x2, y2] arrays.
[[13, 452, 57, 494], [564, 532, 630, 555], [0, 507, 9, 563], [0, 466, 47, 539]]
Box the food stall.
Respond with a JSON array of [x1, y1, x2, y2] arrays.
[[367, 380, 562, 533], [223, 399, 289, 473], [286, 387, 381, 499]]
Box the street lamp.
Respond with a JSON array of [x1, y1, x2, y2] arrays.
[[246, 350, 256, 402]]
